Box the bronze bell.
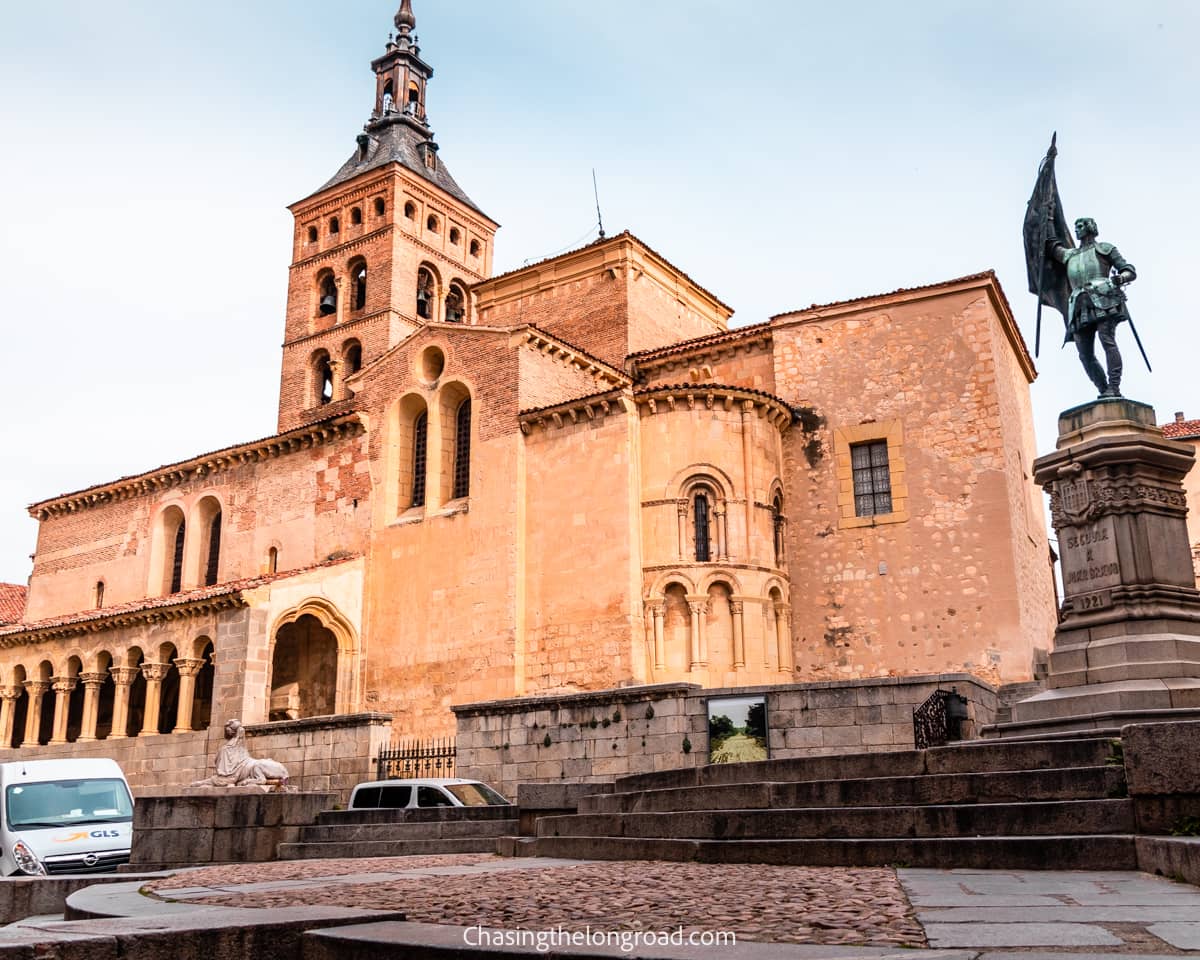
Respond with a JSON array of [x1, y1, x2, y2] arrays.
[[319, 294, 337, 315]]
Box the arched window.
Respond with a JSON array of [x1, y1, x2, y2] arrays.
[[445, 282, 466, 323], [416, 267, 435, 320], [267, 546, 279, 575], [94, 581, 105, 609], [449, 227, 461, 245], [411, 412, 428, 508], [306, 226, 317, 243], [350, 207, 362, 225], [453, 398, 472, 499], [404, 201, 416, 220], [693, 491, 711, 562], [313, 351, 333, 405], [426, 214, 439, 234], [170, 521, 186, 593], [772, 493, 786, 567], [374, 197, 385, 216], [351, 261, 367, 311], [318, 272, 337, 316], [382, 79, 395, 114], [407, 80, 420, 114], [329, 216, 340, 235], [344, 341, 363, 375], [204, 510, 221, 586], [469, 239, 481, 257]]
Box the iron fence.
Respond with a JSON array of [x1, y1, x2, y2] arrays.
[[374, 736, 456, 780], [912, 688, 968, 749]]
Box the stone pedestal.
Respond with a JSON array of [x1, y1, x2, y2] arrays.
[[1011, 399, 1200, 732]]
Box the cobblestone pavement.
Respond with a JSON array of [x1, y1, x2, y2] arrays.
[[147, 854, 926, 947]]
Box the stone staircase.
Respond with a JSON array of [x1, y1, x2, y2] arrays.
[[505, 736, 1138, 869], [992, 680, 1046, 725], [279, 805, 519, 860]]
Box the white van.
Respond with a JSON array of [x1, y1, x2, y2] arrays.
[[0, 758, 134, 876]]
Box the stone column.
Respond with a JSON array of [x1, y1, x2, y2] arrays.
[[714, 506, 728, 561], [49, 677, 78, 745], [76, 673, 107, 742], [720, 508, 731, 562], [651, 604, 666, 670], [740, 400, 757, 563], [329, 357, 346, 402], [23, 681, 49, 746], [676, 500, 689, 560], [0, 687, 21, 747], [173, 657, 207, 732], [108, 666, 139, 740], [731, 600, 746, 668], [139, 662, 171, 736], [687, 601, 703, 670], [775, 602, 793, 673]]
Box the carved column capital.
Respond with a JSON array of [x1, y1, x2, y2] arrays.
[[173, 657, 207, 679], [688, 601, 706, 617], [140, 661, 171, 683], [0, 686, 22, 701], [23, 680, 50, 697], [79, 672, 108, 687], [109, 666, 140, 686], [729, 600, 744, 615], [51, 676, 78, 695], [676, 498, 690, 517]]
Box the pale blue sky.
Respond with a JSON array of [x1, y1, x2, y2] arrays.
[[1, 1, 1197, 584]]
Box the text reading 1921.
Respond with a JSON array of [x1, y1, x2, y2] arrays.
[[1061, 517, 1122, 593]]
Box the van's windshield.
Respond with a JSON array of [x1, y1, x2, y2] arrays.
[[5, 778, 133, 829]]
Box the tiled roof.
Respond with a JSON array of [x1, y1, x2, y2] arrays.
[[479, 230, 735, 314], [769, 270, 1002, 320], [635, 382, 795, 413], [28, 413, 362, 518], [1163, 418, 1200, 440], [0, 584, 25, 626], [314, 122, 489, 219], [0, 555, 360, 642], [627, 321, 772, 365]]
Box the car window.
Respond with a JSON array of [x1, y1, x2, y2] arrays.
[[5, 779, 133, 828], [379, 785, 412, 807], [445, 782, 510, 806], [417, 785, 454, 807], [350, 786, 381, 809]]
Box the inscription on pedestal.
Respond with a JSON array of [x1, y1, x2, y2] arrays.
[[1061, 516, 1121, 603]]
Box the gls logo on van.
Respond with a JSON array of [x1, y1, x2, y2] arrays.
[[54, 829, 121, 843]]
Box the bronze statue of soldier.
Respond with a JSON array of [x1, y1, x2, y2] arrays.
[[1049, 217, 1136, 397], [1023, 135, 1150, 398]]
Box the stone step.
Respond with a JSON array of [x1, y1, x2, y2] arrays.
[[612, 736, 1117, 794], [278, 837, 501, 860], [521, 834, 1138, 870], [298, 819, 519, 844], [315, 805, 516, 826], [537, 799, 1134, 841], [578, 765, 1125, 814]]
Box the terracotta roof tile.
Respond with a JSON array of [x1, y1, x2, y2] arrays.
[[769, 270, 1001, 320], [1163, 418, 1200, 440], [627, 321, 772, 364], [635, 382, 794, 412], [0, 555, 359, 639], [0, 585, 26, 626]]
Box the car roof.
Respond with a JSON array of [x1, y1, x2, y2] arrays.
[[351, 778, 483, 789], [0, 758, 127, 782]]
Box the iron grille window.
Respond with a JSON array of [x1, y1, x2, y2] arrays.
[[204, 512, 222, 587], [453, 399, 471, 499], [170, 522, 186, 594], [694, 492, 711, 562], [852, 441, 893, 517], [411, 412, 428, 508]]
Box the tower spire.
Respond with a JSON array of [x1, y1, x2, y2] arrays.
[[394, 0, 416, 40]]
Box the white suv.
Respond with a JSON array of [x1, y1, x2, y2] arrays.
[[348, 777, 510, 810]]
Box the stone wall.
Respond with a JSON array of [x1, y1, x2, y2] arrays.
[[455, 675, 998, 799], [0, 712, 391, 802]]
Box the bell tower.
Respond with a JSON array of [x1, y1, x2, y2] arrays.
[[276, 0, 499, 433]]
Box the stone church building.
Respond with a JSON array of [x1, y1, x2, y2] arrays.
[[0, 3, 1056, 770]]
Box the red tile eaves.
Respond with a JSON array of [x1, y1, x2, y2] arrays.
[[0, 555, 360, 640], [1163, 419, 1200, 440], [0, 584, 26, 626]]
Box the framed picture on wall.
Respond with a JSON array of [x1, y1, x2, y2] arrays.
[[706, 694, 768, 763]]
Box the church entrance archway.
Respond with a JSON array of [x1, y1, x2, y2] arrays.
[[270, 614, 339, 719]]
